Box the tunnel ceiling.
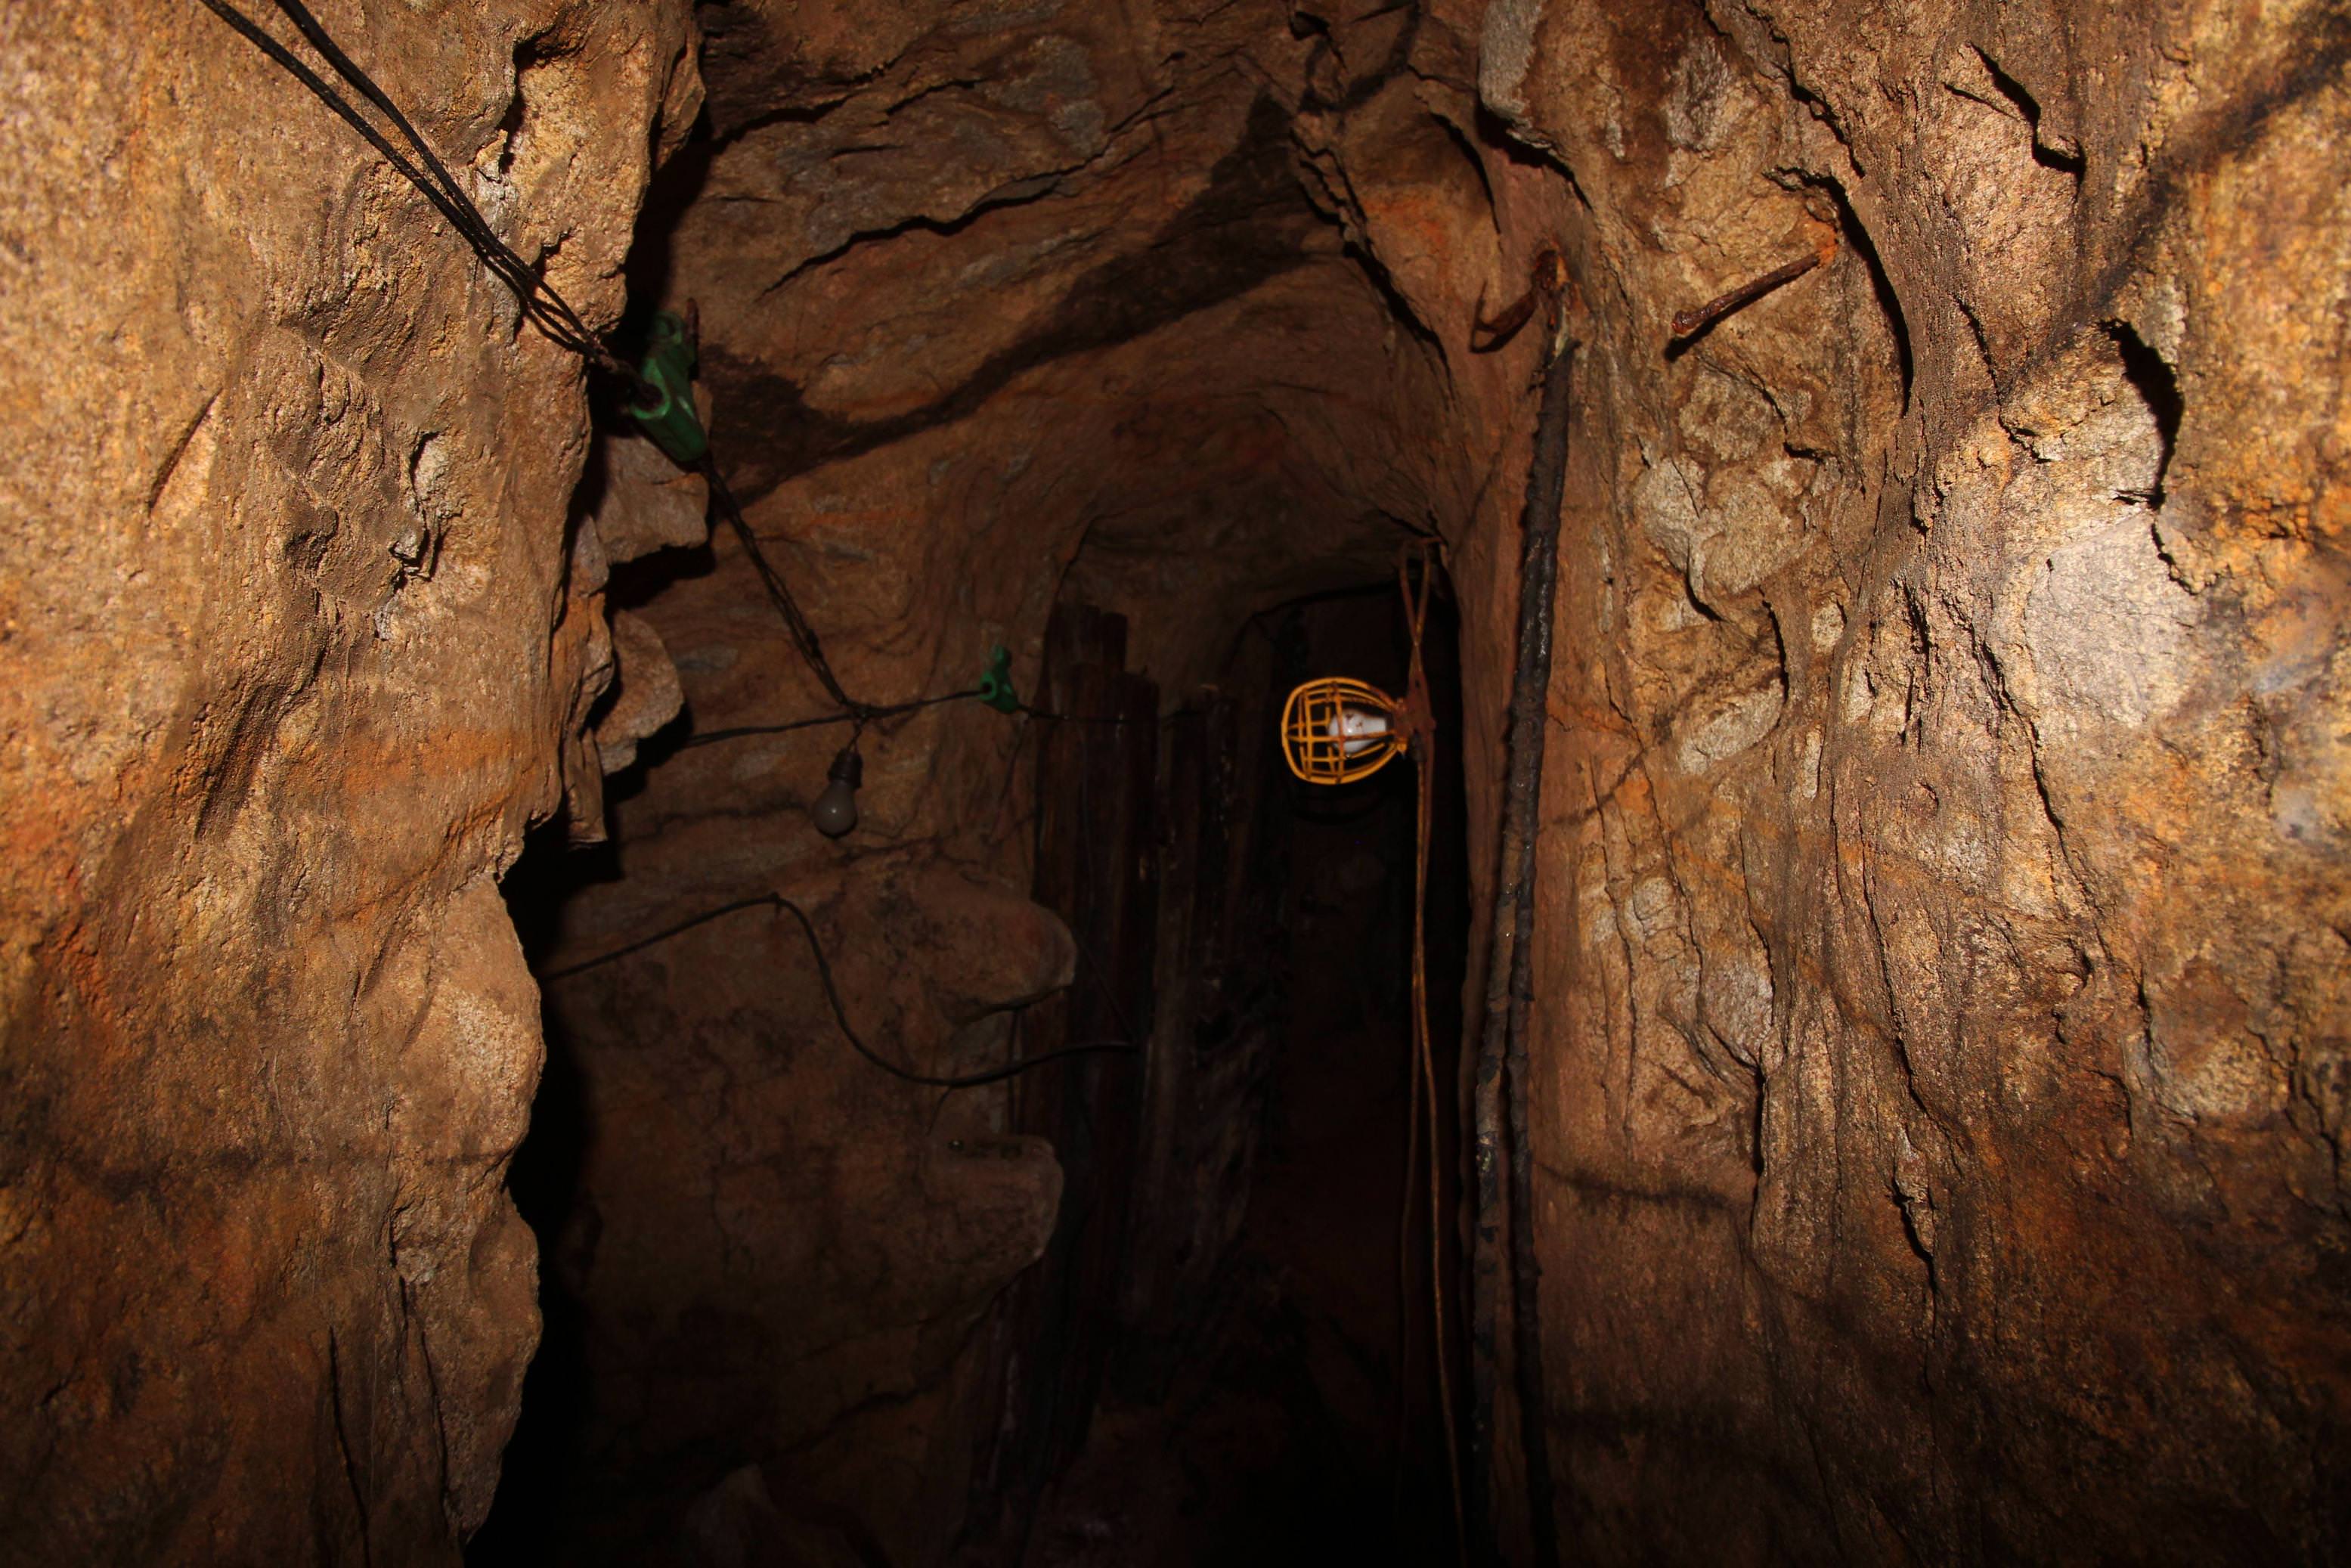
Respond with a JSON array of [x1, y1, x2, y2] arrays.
[[624, 0, 1495, 718]]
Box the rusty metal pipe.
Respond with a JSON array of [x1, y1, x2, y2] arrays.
[[1470, 329, 1576, 1564]]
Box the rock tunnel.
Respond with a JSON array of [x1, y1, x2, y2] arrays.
[[5, 2, 2349, 1565]]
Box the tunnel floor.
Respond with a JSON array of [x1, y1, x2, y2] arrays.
[[1022, 987, 1456, 1566]]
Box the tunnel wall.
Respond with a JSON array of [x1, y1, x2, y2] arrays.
[[0, 3, 699, 1561], [1430, 2, 2351, 1562]]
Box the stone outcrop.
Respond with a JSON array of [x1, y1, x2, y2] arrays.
[[0, 2, 698, 1560]]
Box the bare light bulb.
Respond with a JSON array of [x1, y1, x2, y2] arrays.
[[1327, 704, 1392, 757], [813, 745, 863, 838]]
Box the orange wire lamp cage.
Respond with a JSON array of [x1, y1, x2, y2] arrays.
[[1281, 676, 1411, 785]]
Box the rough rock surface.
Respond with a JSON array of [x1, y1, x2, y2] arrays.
[[1462, 2, 2351, 1562], [0, 1, 698, 1560]]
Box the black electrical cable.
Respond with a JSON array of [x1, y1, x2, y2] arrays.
[[677, 713, 854, 748], [265, 0, 609, 350], [679, 690, 980, 751], [698, 459, 865, 714], [676, 693, 1191, 752], [541, 892, 1141, 1090], [539, 894, 777, 980], [1016, 702, 1137, 727], [196, 0, 621, 372]]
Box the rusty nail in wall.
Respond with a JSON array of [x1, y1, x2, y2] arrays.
[[1471, 246, 1572, 354], [1669, 229, 1839, 342]]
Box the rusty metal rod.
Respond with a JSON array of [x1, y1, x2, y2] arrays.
[[1470, 330, 1576, 1562], [1503, 807, 1560, 1568], [1668, 234, 1837, 340], [1472, 248, 1571, 353]]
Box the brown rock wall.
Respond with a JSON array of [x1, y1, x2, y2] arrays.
[[0, 2, 698, 1560], [1445, 2, 2351, 1561]]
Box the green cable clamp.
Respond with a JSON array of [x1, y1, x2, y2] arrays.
[[977, 645, 1020, 713], [627, 310, 709, 466]]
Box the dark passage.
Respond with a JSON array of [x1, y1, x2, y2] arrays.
[[984, 581, 1473, 1566], [469, 829, 615, 1568], [475, 578, 1470, 1566]]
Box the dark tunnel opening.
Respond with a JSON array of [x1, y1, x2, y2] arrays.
[[469, 832, 604, 1568], [1018, 578, 1472, 1567], [473, 571, 1471, 1566]]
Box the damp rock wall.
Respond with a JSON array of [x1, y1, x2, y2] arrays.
[[0, 2, 698, 1561], [1442, 2, 2351, 1562]]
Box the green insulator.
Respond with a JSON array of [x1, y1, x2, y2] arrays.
[[978, 645, 1021, 713], [627, 310, 708, 466]]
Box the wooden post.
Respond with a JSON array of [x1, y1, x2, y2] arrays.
[[971, 603, 1158, 1554]]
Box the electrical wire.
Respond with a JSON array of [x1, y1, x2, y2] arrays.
[[1396, 544, 1467, 1563], [193, 0, 879, 723], [676, 694, 1176, 753], [540, 894, 779, 980], [679, 690, 980, 751], [543, 892, 1141, 1089], [698, 459, 866, 714], [196, 0, 625, 373]]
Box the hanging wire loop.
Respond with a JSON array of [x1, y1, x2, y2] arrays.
[[543, 892, 1141, 1091]]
